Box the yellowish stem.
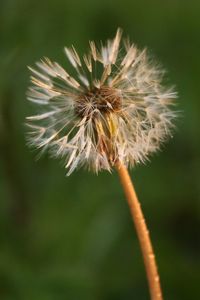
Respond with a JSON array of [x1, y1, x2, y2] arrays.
[[116, 162, 163, 300]]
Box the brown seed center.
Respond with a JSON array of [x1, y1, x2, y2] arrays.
[[75, 86, 121, 117]]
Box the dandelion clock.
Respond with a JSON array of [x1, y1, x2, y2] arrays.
[[26, 29, 177, 300]]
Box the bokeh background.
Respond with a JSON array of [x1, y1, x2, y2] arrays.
[[0, 0, 200, 299]]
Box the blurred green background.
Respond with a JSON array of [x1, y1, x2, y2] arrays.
[[0, 0, 200, 299]]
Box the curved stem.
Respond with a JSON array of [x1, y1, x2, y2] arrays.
[[116, 162, 163, 300]]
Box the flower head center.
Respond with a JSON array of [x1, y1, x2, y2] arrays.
[[75, 86, 121, 118]]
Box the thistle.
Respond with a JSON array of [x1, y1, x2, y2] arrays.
[[26, 29, 177, 300]]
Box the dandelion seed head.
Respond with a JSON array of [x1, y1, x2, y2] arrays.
[[26, 28, 177, 175]]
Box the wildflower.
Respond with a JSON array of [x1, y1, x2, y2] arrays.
[[26, 28, 176, 175]]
